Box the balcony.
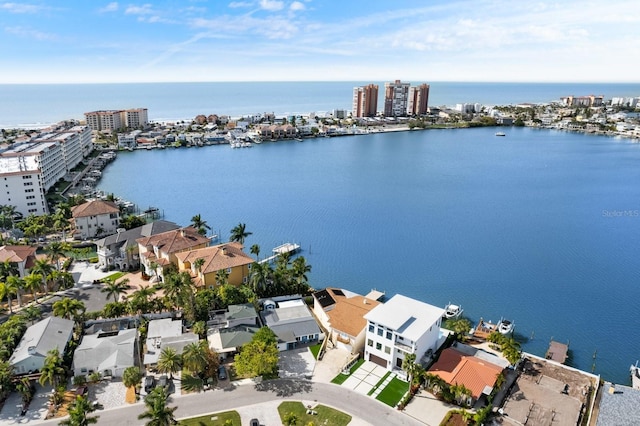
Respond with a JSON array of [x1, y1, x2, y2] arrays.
[[394, 340, 413, 353]]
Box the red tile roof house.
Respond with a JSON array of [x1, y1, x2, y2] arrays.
[[0, 245, 37, 277], [428, 346, 506, 405], [71, 200, 121, 240], [136, 227, 210, 283]]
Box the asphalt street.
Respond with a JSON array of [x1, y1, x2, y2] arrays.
[[35, 379, 424, 426]]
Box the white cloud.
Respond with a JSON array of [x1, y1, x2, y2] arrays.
[[0, 2, 42, 13], [260, 0, 284, 11], [125, 4, 153, 15], [99, 2, 119, 13], [228, 1, 252, 7], [5, 26, 57, 41], [290, 1, 304, 11]]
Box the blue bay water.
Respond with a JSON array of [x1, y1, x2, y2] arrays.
[[1, 81, 640, 128], [96, 127, 640, 385]]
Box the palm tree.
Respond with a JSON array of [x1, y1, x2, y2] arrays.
[[31, 258, 54, 294], [39, 348, 66, 388], [19, 305, 42, 324], [182, 340, 208, 373], [229, 223, 252, 244], [250, 244, 260, 261], [215, 269, 229, 287], [101, 278, 130, 303], [6, 276, 25, 307], [52, 298, 85, 321], [191, 321, 206, 339], [0, 259, 18, 280], [157, 347, 182, 380], [193, 258, 205, 275], [138, 386, 177, 426], [24, 272, 42, 304], [122, 366, 142, 390], [46, 241, 69, 270], [249, 262, 272, 297], [190, 214, 211, 236], [128, 285, 155, 314], [59, 395, 98, 426], [180, 373, 204, 393], [402, 353, 418, 385], [0, 280, 17, 313]]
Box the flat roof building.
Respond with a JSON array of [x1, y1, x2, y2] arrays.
[[353, 84, 379, 118]]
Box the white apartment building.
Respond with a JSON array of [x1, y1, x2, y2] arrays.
[[384, 80, 411, 117], [0, 123, 92, 217], [84, 110, 123, 132], [363, 294, 444, 375], [125, 108, 149, 129]]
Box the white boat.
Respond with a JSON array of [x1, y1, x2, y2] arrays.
[[498, 318, 514, 334], [630, 362, 640, 390], [495, 132, 506, 136], [443, 303, 463, 319]]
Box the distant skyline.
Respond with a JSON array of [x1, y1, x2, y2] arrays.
[[1, 1, 639, 84]]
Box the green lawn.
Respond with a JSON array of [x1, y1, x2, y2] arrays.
[[103, 271, 126, 282], [309, 343, 322, 359], [331, 358, 364, 384], [278, 401, 351, 426], [376, 377, 409, 407], [178, 410, 241, 425], [367, 371, 391, 396]]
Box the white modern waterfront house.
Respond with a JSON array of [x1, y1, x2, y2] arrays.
[[363, 294, 444, 377]]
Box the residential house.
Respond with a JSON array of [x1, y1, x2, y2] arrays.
[[175, 242, 254, 289], [96, 220, 179, 272], [9, 316, 74, 374], [207, 303, 261, 360], [71, 200, 121, 240], [73, 328, 138, 378], [0, 245, 37, 277], [428, 344, 506, 404], [312, 288, 383, 354], [259, 295, 323, 351], [363, 294, 444, 376], [136, 227, 209, 282], [143, 318, 198, 366]]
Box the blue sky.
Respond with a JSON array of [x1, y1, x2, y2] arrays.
[[1, 0, 638, 83]]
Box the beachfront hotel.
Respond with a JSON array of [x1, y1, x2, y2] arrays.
[[84, 108, 148, 131], [407, 83, 430, 116], [384, 80, 411, 117], [352, 84, 379, 118], [0, 122, 92, 216]]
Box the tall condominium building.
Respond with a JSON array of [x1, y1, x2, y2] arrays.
[[384, 80, 410, 117], [407, 84, 430, 116], [352, 84, 379, 118], [84, 108, 148, 131], [125, 108, 149, 129], [0, 122, 92, 216]]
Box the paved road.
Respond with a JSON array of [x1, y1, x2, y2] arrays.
[[35, 379, 424, 426]]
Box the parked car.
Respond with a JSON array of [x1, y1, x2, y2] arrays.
[[249, 419, 260, 426], [144, 376, 155, 393], [217, 365, 227, 380], [158, 374, 169, 389]]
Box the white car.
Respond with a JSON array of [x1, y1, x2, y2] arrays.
[[80, 282, 94, 289]]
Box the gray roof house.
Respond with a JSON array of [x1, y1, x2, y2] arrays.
[[144, 318, 198, 365], [259, 295, 323, 351], [9, 317, 74, 374], [207, 303, 261, 359], [73, 328, 138, 378], [96, 220, 179, 272]]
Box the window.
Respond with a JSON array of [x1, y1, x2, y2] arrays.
[[226, 267, 232, 273], [242, 276, 248, 284], [384, 346, 391, 354], [386, 331, 392, 340], [367, 339, 373, 347], [376, 342, 382, 350], [368, 324, 374, 333], [377, 328, 383, 336]]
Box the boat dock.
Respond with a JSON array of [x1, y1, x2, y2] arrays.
[[545, 340, 569, 364], [259, 242, 301, 264]]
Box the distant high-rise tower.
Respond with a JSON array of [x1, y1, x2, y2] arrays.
[[352, 84, 379, 118], [407, 84, 430, 116], [384, 80, 410, 117]]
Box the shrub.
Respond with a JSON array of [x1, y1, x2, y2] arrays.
[[88, 257, 99, 264]]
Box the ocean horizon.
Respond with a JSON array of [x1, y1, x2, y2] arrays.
[[1, 81, 640, 128]]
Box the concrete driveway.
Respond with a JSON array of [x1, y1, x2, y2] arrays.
[[403, 390, 457, 426], [342, 361, 389, 395], [278, 347, 316, 379]]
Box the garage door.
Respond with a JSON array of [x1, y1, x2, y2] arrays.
[[369, 354, 387, 368]]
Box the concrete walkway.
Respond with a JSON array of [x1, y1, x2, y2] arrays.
[[343, 361, 389, 395]]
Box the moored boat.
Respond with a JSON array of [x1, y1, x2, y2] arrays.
[[631, 362, 640, 390], [443, 303, 463, 319], [498, 318, 514, 334], [495, 132, 506, 136]]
